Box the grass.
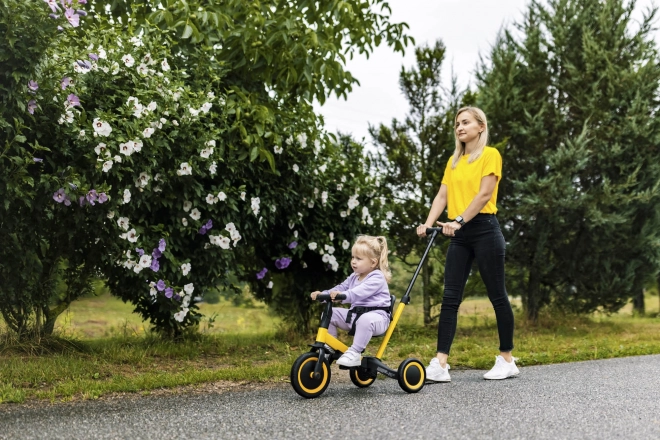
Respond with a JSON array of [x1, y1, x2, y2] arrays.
[[1, 292, 660, 404]]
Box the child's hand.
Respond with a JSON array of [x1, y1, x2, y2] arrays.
[[329, 291, 342, 301], [310, 291, 322, 300]]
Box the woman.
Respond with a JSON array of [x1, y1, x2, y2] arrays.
[[416, 106, 518, 381]]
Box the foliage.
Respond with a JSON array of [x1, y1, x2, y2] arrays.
[[476, 0, 660, 320]]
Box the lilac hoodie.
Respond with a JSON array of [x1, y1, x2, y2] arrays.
[[322, 270, 391, 308]]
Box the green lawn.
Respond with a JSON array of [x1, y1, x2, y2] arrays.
[[1, 293, 659, 404]]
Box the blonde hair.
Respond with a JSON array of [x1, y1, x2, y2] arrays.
[[451, 106, 489, 169], [352, 235, 392, 283]]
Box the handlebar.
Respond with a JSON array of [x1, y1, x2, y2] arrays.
[[425, 227, 444, 235], [315, 293, 347, 302]]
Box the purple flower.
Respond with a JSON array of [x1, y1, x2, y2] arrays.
[[75, 60, 91, 69], [158, 238, 166, 252], [65, 8, 79, 27], [156, 280, 166, 291], [57, 26, 64, 32], [43, 0, 60, 13], [78, 196, 86, 207], [152, 248, 162, 259], [164, 288, 174, 299], [63, 196, 71, 206], [33, 158, 43, 163], [135, 248, 144, 256], [78, 0, 87, 3], [49, 13, 59, 19], [288, 241, 298, 249], [275, 257, 292, 270], [205, 219, 213, 230], [86, 189, 98, 205], [76, 9, 87, 16], [28, 80, 38, 92], [150, 259, 160, 272], [98, 193, 108, 203], [27, 100, 37, 115], [88, 53, 98, 61], [198, 225, 208, 235], [61, 77, 71, 90], [66, 94, 80, 107], [256, 268, 268, 280], [173, 294, 181, 301], [53, 188, 66, 203]]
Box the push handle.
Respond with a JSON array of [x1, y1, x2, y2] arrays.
[[315, 293, 347, 302], [425, 227, 444, 236]]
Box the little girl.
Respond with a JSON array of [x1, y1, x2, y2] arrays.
[[310, 235, 392, 367]]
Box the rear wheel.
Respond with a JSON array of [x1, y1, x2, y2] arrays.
[[290, 352, 331, 398], [397, 358, 425, 393], [349, 368, 376, 388]]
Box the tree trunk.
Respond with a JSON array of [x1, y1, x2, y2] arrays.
[[422, 257, 432, 326], [525, 268, 541, 323], [632, 288, 645, 316]]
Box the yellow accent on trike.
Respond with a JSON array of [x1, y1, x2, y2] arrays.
[[316, 328, 349, 353], [375, 301, 406, 359]]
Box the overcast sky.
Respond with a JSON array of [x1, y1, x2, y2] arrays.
[[315, 0, 660, 144]]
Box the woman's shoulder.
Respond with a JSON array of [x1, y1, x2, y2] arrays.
[[482, 146, 502, 159]]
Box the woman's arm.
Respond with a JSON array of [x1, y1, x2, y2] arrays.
[[416, 184, 448, 237]]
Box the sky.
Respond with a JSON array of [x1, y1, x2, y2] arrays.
[[315, 0, 660, 144]]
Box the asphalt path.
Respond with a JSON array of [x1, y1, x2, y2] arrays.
[[1, 354, 659, 439]]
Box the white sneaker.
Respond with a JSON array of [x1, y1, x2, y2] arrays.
[[483, 355, 520, 380], [426, 358, 451, 382], [336, 348, 362, 367]]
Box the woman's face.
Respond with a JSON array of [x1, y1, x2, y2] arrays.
[[455, 111, 483, 144]]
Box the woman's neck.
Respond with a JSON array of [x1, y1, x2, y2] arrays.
[[463, 139, 480, 155]]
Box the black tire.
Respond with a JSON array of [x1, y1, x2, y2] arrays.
[[397, 358, 425, 393], [290, 352, 331, 398], [349, 368, 377, 388]]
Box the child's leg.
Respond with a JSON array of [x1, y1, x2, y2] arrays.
[[350, 311, 390, 353], [328, 307, 351, 338]]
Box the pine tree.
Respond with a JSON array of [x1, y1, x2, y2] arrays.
[[476, 0, 660, 320]]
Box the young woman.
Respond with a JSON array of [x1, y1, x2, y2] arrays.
[[416, 106, 518, 381], [310, 235, 392, 367]]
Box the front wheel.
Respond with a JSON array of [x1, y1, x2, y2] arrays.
[[349, 368, 376, 388], [397, 358, 425, 393], [290, 352, 331, 398]]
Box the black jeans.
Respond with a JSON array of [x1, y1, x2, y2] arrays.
[[437, 214, 514, 354]]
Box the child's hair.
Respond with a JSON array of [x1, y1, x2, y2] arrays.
[[352, 235, 392, 283]]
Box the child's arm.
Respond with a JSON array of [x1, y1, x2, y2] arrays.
[[339, 272, 387, 304], [321, 274, 354, 295]]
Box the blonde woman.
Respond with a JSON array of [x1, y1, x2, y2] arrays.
[[310, 235, 392, 367], [416, 107, 518, 381]]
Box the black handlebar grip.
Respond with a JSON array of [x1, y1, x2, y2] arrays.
[[315, 293, 347, 301], [425, 227, 444, 235]]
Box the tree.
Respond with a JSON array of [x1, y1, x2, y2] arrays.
[[371, 41, 478, 325], [476, 0, 660, 320]]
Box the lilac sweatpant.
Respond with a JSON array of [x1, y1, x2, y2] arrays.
[[329, 307, 390, 353]]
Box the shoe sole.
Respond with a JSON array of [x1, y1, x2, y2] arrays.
[[483, 373, 519, 380], [336, 361, 362, 367], [426, 378, 451, 383]]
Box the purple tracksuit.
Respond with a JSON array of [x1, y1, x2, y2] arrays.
[[322, 270, 391, 353]]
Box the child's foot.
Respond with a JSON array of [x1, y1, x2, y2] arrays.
[[483, 355, 519, 380], [426, 358, 451, 382], [336, 348, 362, 367]]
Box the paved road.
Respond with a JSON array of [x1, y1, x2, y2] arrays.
[[2, 355, 659, 439]]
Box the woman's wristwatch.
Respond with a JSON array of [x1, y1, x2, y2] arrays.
[[454, 215, 465, 226]]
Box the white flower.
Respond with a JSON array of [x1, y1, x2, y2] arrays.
[[182, 218, 188, 226], [207, 140, 216, 147], [184, 283, 194, 295], [102, 160, 113, 172], [337, 184, 343, 191], [219, 236, 231, 249], [182, 295, 191, 308], [342, 240, 350, 250], [117, 217, 130, 231], [114, 155, 122, 163], [218, 191, 227, 201], [308, 242, 318, 250], [143, 127, 155, 138], [307, 201, 314, 208], [297, 133, 307, 148], [183, 201, 192, 212], [177, 162, 192, 176], [341, 175, 347, 183], [348, 195, 359, 210], [321, 191, 328, 205], [251, 197, 260, 216], [133, 264, 144, 273], [136, 172, 150, 187], [318, 164, 327, 173], [145, 101, 157, 112], [362, 206, 370, 220], [133, 140, 143, 152], [267, 281, 273, 289], [274, 145, 283, 154], [209, 161, 218, 175], [78, 129, 86, 139], [111, 62, 120, 75], [270, 205, 276, 212], [181, 263, 191, 276], [240, 192, 246, 201], [137, 63, 149, 76], [161, 59, 170, 71], [206, 194, 218, 204], [123, 189, 131, 204], [285, 136, 293, 145], [150, 287, 157, 297], [173, 308, 189, 322], [139, 255, 152, 268], [189, 107, 200, 117], [322, 254, 330, 263], [292, 164, 299, 173], [119, 142, 134, 156], [190, 208, 201, 220], [207, 92, 215, 99], [329, 232, 334, 240], [201, 102, 212, 113], [107, 211, 115, 219], [127, 228, 138, 243], [225, 222, 236, 233], [288, 221, 295, 229], [326, 246, 335, 255], [381, 220, 388, 229], [92, 118, 112, 137], [200, 147, 213, 159], [294, 230, 298, 238], [386, 211, 394, 220], [95, 143, 108, 156], [122, 54, 135, 67]]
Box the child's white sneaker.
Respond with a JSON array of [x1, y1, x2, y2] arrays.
[[426, 357, 451, 382], [336, 348, 362, 367], [483, 355, 519, 380]]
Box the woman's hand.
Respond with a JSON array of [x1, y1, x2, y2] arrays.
[[416, 224, 432, 237], [436, 220, 461, 237], [310, 291, 321, 300]]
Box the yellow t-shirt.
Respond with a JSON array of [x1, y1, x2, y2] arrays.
[[441, 146, 502, 220]]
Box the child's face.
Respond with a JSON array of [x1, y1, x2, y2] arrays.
[[351, 248, 377, 276]]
